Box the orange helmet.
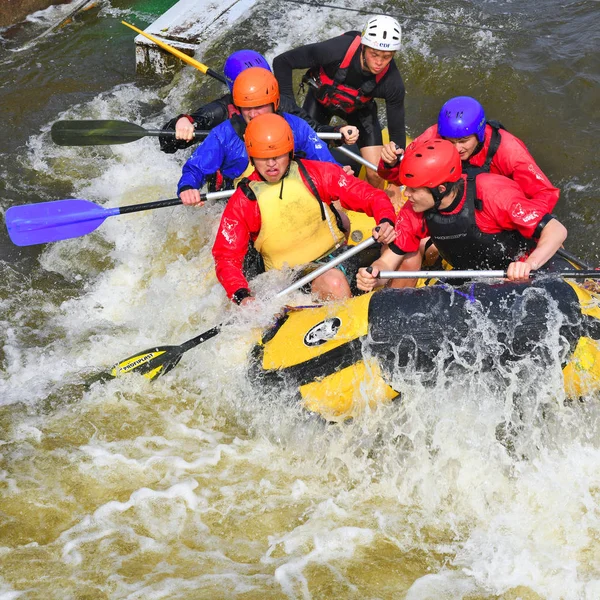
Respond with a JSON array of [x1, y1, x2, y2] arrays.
[[233, 67, 280, 111], [400, 139, 462, 188], [244, 113, 294, 159]]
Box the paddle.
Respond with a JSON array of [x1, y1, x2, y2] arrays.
[[556, 248, 593, 270], [50, 119, 342, 147], [51, 120, 212, 146], [6, 189, 234, 247], [353, 151, 595, 278], [375, 269, 600, 280], [336, 146, 380, 172], [109, 235, 378, 380], [122, 21, 228, 85]]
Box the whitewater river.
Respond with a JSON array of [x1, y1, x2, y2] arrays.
[[1, 0, 599, 597]]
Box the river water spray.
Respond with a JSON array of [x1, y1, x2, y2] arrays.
[[1, 0, 599, 598]]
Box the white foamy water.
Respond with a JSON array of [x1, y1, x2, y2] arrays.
[[1, 0, 600, 598]]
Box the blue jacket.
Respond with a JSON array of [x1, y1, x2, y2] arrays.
[[177, 112, 339, 194]]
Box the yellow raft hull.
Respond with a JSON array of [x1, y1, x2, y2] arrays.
[[250, 278, 600, 421]]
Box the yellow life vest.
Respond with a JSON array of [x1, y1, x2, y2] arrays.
[[250, 161, 346, 271]]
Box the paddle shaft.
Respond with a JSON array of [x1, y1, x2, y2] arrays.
[[118, 188, 233, 215], [557, 248, 593, 270], [119, 128, 210, 138], [276, 236, 376, 297], [336, 146, 379, 171], [181, 237, 376, 349], [377, 269, 600, 280], [122, 21, 227, 85], [335, 153, 595, 277], [110, 127, 339, 140]]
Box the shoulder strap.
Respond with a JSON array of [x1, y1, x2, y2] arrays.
[[339, 35, 362, 69], [482, 126, 502, 171], [237, 177, 257, 201], [296, 159, 347, 232], [487, 119, 506, 131], [295, 158, 326, 220], [230, 113, 247, 140], [467, 173, 483, 211], [333, 35, 362, 84]]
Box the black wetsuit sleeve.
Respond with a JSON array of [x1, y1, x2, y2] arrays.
[[188, 94, 232, 129], [273, 35, 353, 99], [159, 94, 232, 154], [375, 64, 406, 149], [278, 95, 336, 133]]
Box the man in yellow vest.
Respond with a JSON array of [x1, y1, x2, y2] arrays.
[[212, 113, 396, 304]]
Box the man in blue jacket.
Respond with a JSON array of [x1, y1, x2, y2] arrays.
[[178, 67, 344, 206]]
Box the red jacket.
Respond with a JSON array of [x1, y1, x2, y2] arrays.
[[391, 172, 547, 255], [379, 123, 559, 213], [213, 159, 396, 300]]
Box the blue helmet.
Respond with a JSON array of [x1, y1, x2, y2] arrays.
[[223, 50, 271, 92], [437, 96, 486, 142]]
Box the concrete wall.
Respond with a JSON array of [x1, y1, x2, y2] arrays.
[[0, 0, 72, 28]]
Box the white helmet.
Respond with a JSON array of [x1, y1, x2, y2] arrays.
[[361, 15, 402, 52]]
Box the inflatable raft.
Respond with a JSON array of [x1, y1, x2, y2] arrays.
[[249, 277, 600, 420]]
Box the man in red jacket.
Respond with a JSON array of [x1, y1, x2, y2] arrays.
[[212, 113, 396, 305], [357, 139, 567, 292], [379, 95, 560, 213]]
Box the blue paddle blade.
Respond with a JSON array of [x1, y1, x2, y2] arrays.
[[5, 199, 119, 246]]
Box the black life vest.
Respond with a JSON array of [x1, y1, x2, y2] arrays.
[[462, 120, 505, 177], [306, 35, 389, 114], [425, 173, 535, 270]]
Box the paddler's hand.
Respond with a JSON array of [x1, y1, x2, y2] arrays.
[[179, 189, 205, 206], [175, 116, 195, 141], [373, 222, 396, 245], [507, 260, 535, 282], [356, 265, 380, 292], [240, 296, 256, 307], [380, 142, 403, 168], [342, 165, 354, 175], [339, 125, 359, 145]]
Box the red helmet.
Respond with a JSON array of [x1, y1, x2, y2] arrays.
[[399, 139, 462, 188], [244, 113, 294, 159], [233, 67, 280, 111]]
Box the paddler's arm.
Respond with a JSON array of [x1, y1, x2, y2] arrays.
[[212, 190, 260, 302], [380, 64, 407, 150], [357, 201, 426, 290], [356, 246, 408, 292], [177, 128, 228, 205], [377, 142, 404, 184], [308, 161, 396, 242], [507, 217, 567, 282], [284, 114, 340, 165], [273, 37, 349, 101]]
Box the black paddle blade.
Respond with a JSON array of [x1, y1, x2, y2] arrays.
[[51, 120, 149, 146], [110, 345, 183, 380]]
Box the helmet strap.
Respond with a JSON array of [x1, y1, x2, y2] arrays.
[[428, 186, 445, 210], [433, 179, 464, 213], [359, 47, 369, 74]]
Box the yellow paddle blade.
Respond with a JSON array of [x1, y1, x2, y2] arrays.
[[110, 347, 176, 380]]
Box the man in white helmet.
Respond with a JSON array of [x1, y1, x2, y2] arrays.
[[273, 15, 406, 195]]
